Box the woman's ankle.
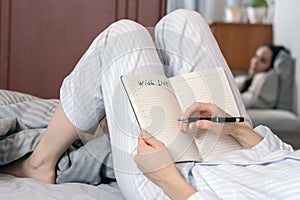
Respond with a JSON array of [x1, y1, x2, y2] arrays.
[[26, 153, 56, 183]]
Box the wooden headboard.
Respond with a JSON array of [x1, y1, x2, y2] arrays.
[[0, 0, 165, 99]]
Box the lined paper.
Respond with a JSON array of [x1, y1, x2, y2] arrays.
[[170, 68, 239, 116], [122, 68, 243, 163], [170, 68, 242, 162], [121, 74, 201, 162]]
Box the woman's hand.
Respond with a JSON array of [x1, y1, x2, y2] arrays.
[[134, 130, 175, 185], [179, 102, 227, 132], [134, 130, 197, 200], [179, 102, 263, 148]]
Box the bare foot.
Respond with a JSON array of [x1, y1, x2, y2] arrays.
[[0, 153, 55, 184]]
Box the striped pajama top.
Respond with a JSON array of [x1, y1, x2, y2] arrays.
[[176, 125, 300, 200]]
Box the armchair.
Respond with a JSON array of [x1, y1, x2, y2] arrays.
[[247, 0, 300, 149]]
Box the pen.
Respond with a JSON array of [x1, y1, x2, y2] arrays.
[[177, 117, 244, 123]]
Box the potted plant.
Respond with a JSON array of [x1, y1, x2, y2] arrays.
[[225, 6, 244, 23], [246, 0, 268, 23], [224, 0, 245, 23]]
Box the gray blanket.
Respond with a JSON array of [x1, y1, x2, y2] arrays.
[[0, 89, 115, 185]]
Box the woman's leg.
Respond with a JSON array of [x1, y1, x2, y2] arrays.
[[90, 20, 168, 200], [3, 20, 167, 198], [59, 19, 169, 199], [0, 102, 74, 184], [30, 19, 165, 198], [154, 9, 251, 126]]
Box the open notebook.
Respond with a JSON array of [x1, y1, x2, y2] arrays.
[[121, 68, 243, 163]]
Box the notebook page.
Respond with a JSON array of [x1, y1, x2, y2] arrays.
[[121, 74, 201, 162], [169, 68, 242, 162], [169, 68, 239, 116], [195, 128, 242, 162]]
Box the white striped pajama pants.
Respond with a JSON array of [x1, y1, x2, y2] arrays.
[[60, 9, 249, 200]]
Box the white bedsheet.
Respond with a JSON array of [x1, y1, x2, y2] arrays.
[[0, 174, 123, 200]]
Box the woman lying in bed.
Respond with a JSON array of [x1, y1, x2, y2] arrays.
[[1, 9, 299, 199]]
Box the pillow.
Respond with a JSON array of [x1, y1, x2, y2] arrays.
[[273, 50, 294, 111], [0, 89, 39, 105], [241, 70, 278, 109], [0, 89, 58, 165]]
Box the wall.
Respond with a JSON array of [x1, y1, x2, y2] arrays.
[[273, 0, 300, 115], [0, 0, 165, 98]]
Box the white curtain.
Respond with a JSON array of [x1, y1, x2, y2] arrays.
[[166, 0, 227, 21], [274, 0, 300, 114]]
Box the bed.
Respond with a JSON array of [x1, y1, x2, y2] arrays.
[[0, 89, 124, 200]]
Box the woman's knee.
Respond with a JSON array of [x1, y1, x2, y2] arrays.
[[169, 9, 205, 21], [89, 19, 155, 69], [156, 9, 207, 32], [105, 19, 150, 41], [110, 19, 145, 31]]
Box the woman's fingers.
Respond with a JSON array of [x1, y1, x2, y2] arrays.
[[194, 119, 211, 130], [137, 136, 153, 153], [179, 102, 232, 132], [180, 102, 215, 132], [182, 102, 217, 119], [181, 102, 200, 119], [135, 130, 174, 174], [138, 130, 164, 150], [180, 102, 200, 132]]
